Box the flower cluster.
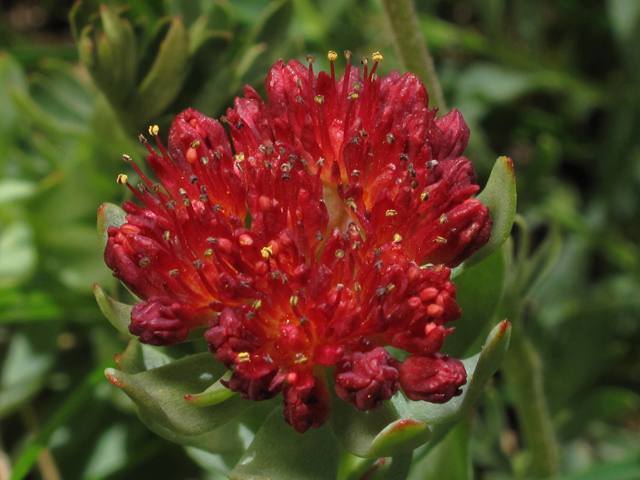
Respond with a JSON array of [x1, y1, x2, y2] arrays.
[[104, 52, 491, 433]]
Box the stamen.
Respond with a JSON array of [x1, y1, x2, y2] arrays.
[[148, 125, 160, 137], [116, 174, 128, 184], [328, 50, 338, 81]]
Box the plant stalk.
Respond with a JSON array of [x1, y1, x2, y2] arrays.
[[381, 0, 447, 111], [502, 320, 559, 478]]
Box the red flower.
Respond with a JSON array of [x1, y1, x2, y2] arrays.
[[104, 52, 491, 433]]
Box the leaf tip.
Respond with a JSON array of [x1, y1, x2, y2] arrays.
[[499, 319, 510, 336], [105, 367, 123, 387]]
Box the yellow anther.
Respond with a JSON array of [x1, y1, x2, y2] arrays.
[[294, 353, 307, 364], [345, 198, 357, 210], [204, 248, 213, 257], [354, 282, 361, 292], [190, 140, 201, 148], [328, 50, 338, 61], [306, 54, 316, 63], [237, 352, 250, 363], [261, 245, 274, 259], [234, 153, 245, 162], [148, 125, 160, 136], [348, 92, 359, 100], [314, 95, 325, 104], [372, 51, 383, 62], [386, 210, 398, 217], [420, 191, 429, 201], [393, 233, 403, 243], [344, 50, 352, 59], [440, 214, 448, 224], [436, 236, 448, 244], [387, 283, 396, 292], [335, 249, 346, 258], [290, 295, 299, 307], [163, 231, 171, 241], [116, 174, 128, 184], [253, 299, 262, 309]]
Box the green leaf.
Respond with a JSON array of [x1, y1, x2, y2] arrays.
[[96, 5, 137, 106], [114, 338, 173, 375], [138, 409, 244, 459], [408, 415, 471, 480], [97, 202, 127, 249], [134, 17, 189, 124], [406, 320, 511, 425], [0, 179, 36, 203], [445, 245, 506, 358], [0, 222, 37, 288], [105, 352, 250, 435], [0, 326, 58, 418], [330, 391, 431, 459], [228, 407, 340, 480], [94, 283, 134, 337], [183, 370, 236, 407], [552, 457, 640, 480], [462, 156, 517, 268]]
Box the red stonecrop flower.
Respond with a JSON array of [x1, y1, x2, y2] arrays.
[[104, 51, 491, 433]]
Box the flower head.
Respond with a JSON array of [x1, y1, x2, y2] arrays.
[[104, 52, 491, 433]]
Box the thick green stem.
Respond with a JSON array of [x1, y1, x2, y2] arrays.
[[381, 0, 447, 111], [502, 320, 559, 478]]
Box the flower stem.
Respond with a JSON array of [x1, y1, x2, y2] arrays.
[[381, 0, 447, 111], [502, 320, 560, 478]]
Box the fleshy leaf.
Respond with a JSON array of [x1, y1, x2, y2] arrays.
[[97, 202, 127, 249], [228, 407, 340, 480], [407, 320, 511, 425], [330, 391, 431, 459], [105, 352, 249, 435], [184, 371, 236, 407], [94, 283, 134, 337], [134, 17, 189, 124], [445, 246, 506, 357], [138, 408, 244, 460], [463, 156, 516, 268], [114, 338, 172, 375]]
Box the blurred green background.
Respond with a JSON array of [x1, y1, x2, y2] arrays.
[[0, 0, 639, 478]]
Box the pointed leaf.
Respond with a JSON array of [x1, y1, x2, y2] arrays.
[[463, 156, 517, 268], [330, 391, 431, 459], [138, 408, 244, 459], [407, 320, 511, 425], [98, 5, 137, 105], [114, 338, 172, 375], [134, 17, 189, 124], [97, 202, 127, 249], [105, 352, 249, 435], [228, 407, 340, 480], [184, 371, 236, 406], [519, 225, 562, 296], [445, 245, 506, 358], [94, 283, 134, 337]]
